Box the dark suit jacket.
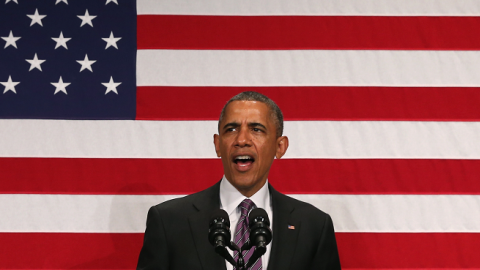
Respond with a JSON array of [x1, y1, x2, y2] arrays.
[[137, 182, 341, 270]]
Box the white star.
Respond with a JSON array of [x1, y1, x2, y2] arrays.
[[51, 76, 70, 95], [52, 32, 71, 49], [5, 0, 18, 4], [102, 76, 121, 94], [26, 53, 46, 71], [2, 31, 21, 49], [76, 54, 96, 72], [1, 76, 20, 94], [27, 9, 47, 27], [77, 9, 96, 27], [102, 31, 121, 49], [105, 0, 118, 4], [55, 0, 68, 4]]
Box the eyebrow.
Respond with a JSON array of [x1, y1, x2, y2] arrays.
[[222, 122, 267, 130], [222, 122, 240, 130], [249, 122, 267, 130]]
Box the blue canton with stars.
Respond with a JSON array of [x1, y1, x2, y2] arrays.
[[0, 0, 136, 119]]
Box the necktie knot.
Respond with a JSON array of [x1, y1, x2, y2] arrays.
[[239, 198, 255, 219]]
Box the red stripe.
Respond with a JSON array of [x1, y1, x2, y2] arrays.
[[0, 233, 141, 269], [136, 86, 480, 121], [0, 233, 479, 268], [2, 158, 480, 194], [337, 233, 480, 269], [0, 158, 221, 195], [137, 15, 480, 50]]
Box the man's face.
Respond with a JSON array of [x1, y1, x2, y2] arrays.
[[214, 100, 288, 197]]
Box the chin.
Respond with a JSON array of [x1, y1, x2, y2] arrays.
[[230, 173, 261, 189]]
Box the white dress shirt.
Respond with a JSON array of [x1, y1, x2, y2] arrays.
[[220, 176, 273, 270]]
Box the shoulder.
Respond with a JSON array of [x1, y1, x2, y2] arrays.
[[271, 187, 333, 226], [282, 193, 330, 215], [277, 193, 337, 242], [150, 182, 220, 216]]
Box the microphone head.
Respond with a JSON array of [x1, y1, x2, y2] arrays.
[[208, 209, 231, 247], [248, 208, 270, 227], [209, 209, 230, 227], [248, 208, 272, 248]]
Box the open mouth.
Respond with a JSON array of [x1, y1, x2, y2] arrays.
[[233, 155, 255, 166]]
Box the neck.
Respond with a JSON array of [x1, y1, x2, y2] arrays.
[[236, 180, 267, 198]]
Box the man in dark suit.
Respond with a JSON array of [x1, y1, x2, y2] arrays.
[[137, 91, 341, 270]]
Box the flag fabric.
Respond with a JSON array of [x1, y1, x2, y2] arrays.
[[1, 0, 480, 269]]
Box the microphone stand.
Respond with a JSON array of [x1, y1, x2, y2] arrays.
[[227, 241, 246, 270], [226, 240, 268, 269], [240, 239, 267, 269], [217, 238, 266, 269]]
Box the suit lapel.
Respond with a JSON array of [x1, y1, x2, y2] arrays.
[[189, 182, 227, 270], [267, 185, 301, 270]]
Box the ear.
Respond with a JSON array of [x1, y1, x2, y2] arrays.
[[213, 134, 221, 157], [275, 136, 289, 159]]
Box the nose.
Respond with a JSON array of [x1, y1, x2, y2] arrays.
[[235, 126, 251, 147]]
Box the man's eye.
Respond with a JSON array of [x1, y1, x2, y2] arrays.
[[253, 128, 262, 132]]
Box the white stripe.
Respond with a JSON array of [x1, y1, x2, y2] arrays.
[[1, 194, 478, 233], [0, 194, 181, 233], [137, 0, 480, 16], [0, 120, 217, 158], [290, 194, 480, 233], [284, 121, 480, 159], [138, 50, 480, 87], [2, 120, 480, 159]]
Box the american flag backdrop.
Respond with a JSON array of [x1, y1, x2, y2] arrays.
[[1, 0, 480, 269]]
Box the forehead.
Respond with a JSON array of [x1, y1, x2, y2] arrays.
[[222, 100, 273, 124]]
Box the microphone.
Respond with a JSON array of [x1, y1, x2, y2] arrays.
[[208, 209, 237, 267], [208, 209, 231, 250], [243, 208, 272, 268]]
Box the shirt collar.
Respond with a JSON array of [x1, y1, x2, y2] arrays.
[[220, 175, 270, 216]]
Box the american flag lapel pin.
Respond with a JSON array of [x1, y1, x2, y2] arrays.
[[288, 225, 295, 230]]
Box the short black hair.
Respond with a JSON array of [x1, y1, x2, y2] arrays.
[[218, 91, 284, 137]]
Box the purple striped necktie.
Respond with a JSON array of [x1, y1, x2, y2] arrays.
[[233, 198, 262, 270]]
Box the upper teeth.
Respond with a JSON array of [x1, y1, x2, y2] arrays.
[[236, 156, 251, 160]]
